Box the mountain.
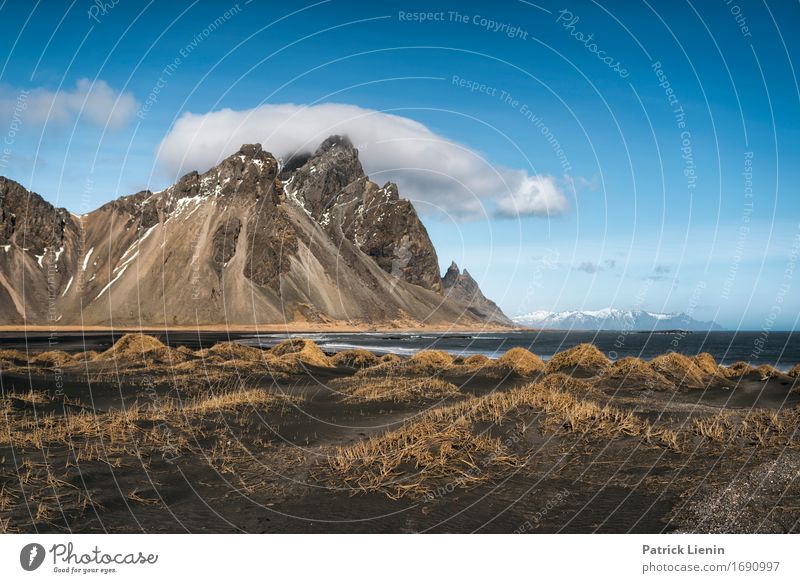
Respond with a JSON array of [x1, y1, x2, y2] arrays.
[[0, 137, 511, 328], [512, 308, 721, 331], [442, 262, 513, 326]]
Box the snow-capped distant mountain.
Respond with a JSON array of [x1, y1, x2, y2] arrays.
[[512, 308, 721, 331]]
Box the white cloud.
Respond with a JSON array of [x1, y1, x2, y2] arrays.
[[494, 172, 568, 218], [156, 102, 569, 220], [1, 79, 138, 129]]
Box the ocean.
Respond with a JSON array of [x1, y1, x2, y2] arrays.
[[2, 330, 798, 371]]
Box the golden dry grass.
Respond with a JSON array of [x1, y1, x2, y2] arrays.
[[445, 354, 493, 376], [463, 354, 492, 369], [788, 363, 800, 378], [104, 333, 168, 355], [99, 333, 187, 366], [755, 364, 782, 381], [330, 349, 380, 369], [325, 373, 679, 498], [602, 357, 675, 390], [405, 350, 455, 374], [0, 348, 27, 363], [327, 414, 515, 499], [181, 387, 290, 414], [4, 390, 50, 404], [270, 338, 331, 368], [29, 350, 74, 367], [721, 361, 756, 377], [693, 408, 800, 446], [649, 352, 708, 387], [202, 341, 268, 362], [354, 350, 454, 378], [0, 381, 288, 457], [544, 343, 610, 374], [606, 357, 651, 377], [693, 353, 720, 376], [493, 347, 545, 377], [0, 377, 304, 530], [331, 377, 461, 403]]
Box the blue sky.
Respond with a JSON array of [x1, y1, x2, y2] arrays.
[[0, 0, 798, 329]]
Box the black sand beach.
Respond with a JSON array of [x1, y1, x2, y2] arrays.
[[1, 334, 799, 533]]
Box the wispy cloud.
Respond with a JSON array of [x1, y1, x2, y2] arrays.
[[645, 264, 676, 282], [575, 259, 616, 273], [156, 102, 569, 221], [0, 79, 138, 129]]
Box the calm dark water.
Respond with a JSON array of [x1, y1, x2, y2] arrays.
[[1, 330, 798, 370]]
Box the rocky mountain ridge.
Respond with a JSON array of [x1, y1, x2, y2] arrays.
[[0, 137, 510, 327]]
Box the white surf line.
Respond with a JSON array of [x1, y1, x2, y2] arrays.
[[94, 264, 128, 300], [61, 275, 74, 297]]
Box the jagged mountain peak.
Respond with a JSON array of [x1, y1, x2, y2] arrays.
[[442, 261, 461, 287], [236, 142, 267, 158], [0, 177, 78, 255], [315, 134, 355, 155], [441, 261, 512, 326], [0, 139, 511, 328], [214, 143, 280, 180]]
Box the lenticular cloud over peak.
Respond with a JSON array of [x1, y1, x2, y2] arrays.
[[156, 102, 568, 221]]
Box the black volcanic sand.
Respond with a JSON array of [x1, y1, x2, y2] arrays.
[[1, 335, 799, 534]]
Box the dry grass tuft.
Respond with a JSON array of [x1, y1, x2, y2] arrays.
[[270, 338, 331, 368], [721, 361, 756, 377], [182, 387, 288, 414], [649, 352, 707, 387], [693, 408, 800, 446], [72, 350, 100, 362], [545, 343, 610, 374], [202, 341, 268, 362], [355, 354, 403, 377], [105, 333, 168, 355], [606, 357, 652, 377], [493, 347, 544, 377], [788, 363, 800, 378], [0, 348, 27, 364], [463, 354, 491, 369], [405, 350, 455, 374], [332, 377, 461, 403], [5, 390, 50, 405], [327, 414, 515, 499], [330, 349, 380, 369], [99, 333, 187, 366], [693, 353, 720, 376], [355, 350, 454, 377], [755, 364, 782, 381], [29, 351, 74, 367], [325, 373, 678, 498], [603, 357, 673, 390]]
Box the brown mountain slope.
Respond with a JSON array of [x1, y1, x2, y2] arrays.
[[442, 261, 513, 326], [0, 139, 511, 328]]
